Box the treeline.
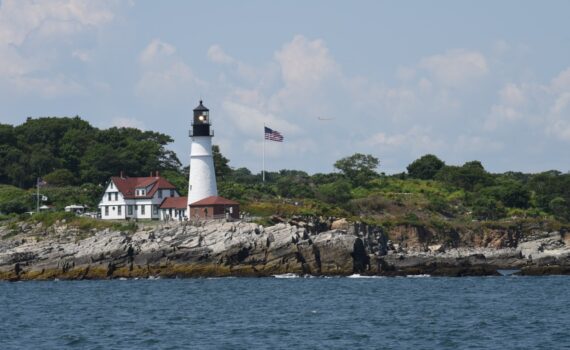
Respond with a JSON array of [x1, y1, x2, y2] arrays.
[[0, 117, 181, 188], [216, 153, 570, 222], [1, 117, 570, 223]]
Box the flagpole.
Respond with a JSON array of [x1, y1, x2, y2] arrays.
[[36, 177, 40, 214], [262, 123, 265, 182]]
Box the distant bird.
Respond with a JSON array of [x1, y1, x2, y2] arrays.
[[317, 117, 335, 121]]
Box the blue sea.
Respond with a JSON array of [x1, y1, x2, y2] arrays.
[[1, 275, 569, 349]]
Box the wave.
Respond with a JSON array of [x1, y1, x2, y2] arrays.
[[406, 274, 431, 278], [273, 273, 300, 279], [346, 274, 385, 279]]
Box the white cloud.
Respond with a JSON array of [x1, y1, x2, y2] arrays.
[[364, 127, 445, 155], [551, 92, 570, 115], [546, 120, 570, 141], [499, 83, 526, 106], [364, 132, 407, 147], [139, 39, 177, 65], [484, 83, 527, 130], [0, 0, 116, 46], [135, 39, 203, 101], [0, 0, 123, 98], [207, 44, 234, 64], [551, 67, 570, 93], [274, 35, 339, 90], [209, 36, 570, 173], [222, 100, 299, 137], [419, 49, 488, 87], [484, 66, 570, 142], [72, 49, 91, 62]]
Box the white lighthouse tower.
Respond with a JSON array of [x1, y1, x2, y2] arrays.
[[187, 100, 218, 207]]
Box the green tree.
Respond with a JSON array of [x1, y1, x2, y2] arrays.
[[276, 170, 314, 198], [212, 145, 231, 180], [490, 180, 531, 209], [549, 197, 570, 220], [436, 161, 492, 191], [228, 167, 256, 184], [471, 196, 506, 220], [407, 154, 445, 180], [218, 182, 247, 200], [317, 180, 352, 204], [161, 169, 188, 196], [334, 153, 379, 186], [44, 169, 76, 186]]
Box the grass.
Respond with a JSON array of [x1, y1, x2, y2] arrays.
[[0, 184, 27, 203], [14, 211, 139, 235]]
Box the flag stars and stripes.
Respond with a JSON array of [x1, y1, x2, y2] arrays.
[[264, 126, 284, 142]]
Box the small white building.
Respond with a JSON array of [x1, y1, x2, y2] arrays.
[[98, 172, 181, 220], [65, 204, 87, 214], [159, 197, 188, 221]]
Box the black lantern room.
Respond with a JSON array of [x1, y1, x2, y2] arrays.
[[191, 100, 211, 137]]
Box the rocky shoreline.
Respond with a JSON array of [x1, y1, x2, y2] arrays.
[[1, 219, 569, 281]]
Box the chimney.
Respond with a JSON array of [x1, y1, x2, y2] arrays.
[[150, 171, 153, 177], [156, 171, 160, 177], [120, 171, 124, 178]]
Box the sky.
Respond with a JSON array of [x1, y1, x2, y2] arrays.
[[1, 0, 570, 175]]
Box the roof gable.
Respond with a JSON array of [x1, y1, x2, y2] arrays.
[[159, 197, 188, 209], [111, 176, 177, 199]]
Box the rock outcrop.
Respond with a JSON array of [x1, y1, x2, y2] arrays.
[[1, 219, 569, 280]]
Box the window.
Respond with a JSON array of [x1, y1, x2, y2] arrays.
[[108, 193, 112, 201], [110, 182, 113, 189], [114, 192, 118, 201], [170, 189, 175, 197], [153, 205, 158, 215], [104, 206, 109, 216], [158, 189, 162, 199], [141, 205, 145, 215], [128, 205, 133, 215], [118, 206, 122, 215]]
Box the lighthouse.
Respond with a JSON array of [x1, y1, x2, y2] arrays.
[[187, 100, 218, 206]]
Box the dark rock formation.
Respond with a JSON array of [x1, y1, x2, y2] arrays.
[[1, 220, 569, 280]]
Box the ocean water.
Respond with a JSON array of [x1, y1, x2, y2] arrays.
[[1, 276, 569, 350]]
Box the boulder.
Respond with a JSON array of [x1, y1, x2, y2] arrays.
[[331, 218, 349, 231]]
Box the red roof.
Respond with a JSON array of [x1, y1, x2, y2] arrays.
[[111, 176, 177, 199], [159, 197, 188, 209], [190, 196, 239, 206]]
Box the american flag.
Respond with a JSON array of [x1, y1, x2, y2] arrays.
[[37, 178, 47, 187], [264, 126, 284, 142]]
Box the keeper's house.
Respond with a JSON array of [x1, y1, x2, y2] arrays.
[[98, 172, 181, 220]]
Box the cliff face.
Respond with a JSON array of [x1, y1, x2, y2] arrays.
[[1, 219, 569, 280]]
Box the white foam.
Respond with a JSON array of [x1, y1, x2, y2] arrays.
[[273, 273, 300, 279], [346, 274, 384, 279], [406, 274, 431, 278]]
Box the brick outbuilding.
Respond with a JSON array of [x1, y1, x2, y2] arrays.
[[189, 196, 240, 220]]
